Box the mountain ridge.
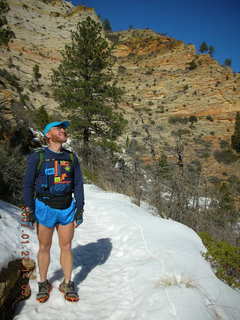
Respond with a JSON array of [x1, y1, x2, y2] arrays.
[[1, 0, 240, 179]]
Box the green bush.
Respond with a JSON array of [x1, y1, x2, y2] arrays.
[[206, 115, 214, 121], [187, 60, 198, 70], [168, 116, 188, 125], [82, 167, 97, 184], [31, 105, 52, 129], [0, 68, 20, 88], [189, 115, 198, 124], [198, 150, 211, 159], [118, 65, 126, 74], [213, 150, 238, 164], [0, 0, 15, 46], [199, 232, 240, 289], [171, 128, 190, 137], [219, 139, 230, 150], [0, 144, 26, 205]]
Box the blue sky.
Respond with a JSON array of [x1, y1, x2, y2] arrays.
[[71, 0, 240, 72]]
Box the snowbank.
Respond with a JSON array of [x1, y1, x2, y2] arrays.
[[0, 185, 239, 319]]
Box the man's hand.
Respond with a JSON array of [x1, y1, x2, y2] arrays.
[[74, 209, 84, 228], [21, 207, 36, 229]]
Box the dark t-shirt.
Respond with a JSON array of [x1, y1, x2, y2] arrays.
[[23, 147, 84, 212]]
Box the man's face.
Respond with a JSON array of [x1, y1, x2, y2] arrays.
[[46, 125, 68, 143]]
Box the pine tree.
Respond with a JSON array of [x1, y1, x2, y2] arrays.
[[33, 64, 42, 82], [224, 58, 232, 67], [231, 112, 240, 152], [208, 45, 215, 57], [51, 17, 127, 160], [102, 18, 112, 32], [33, 105, 51, 129], [0, 0, 15, 46], [199, 42, 208, 53]]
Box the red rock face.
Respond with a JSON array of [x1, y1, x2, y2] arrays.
[[1, 1, 240, 178]]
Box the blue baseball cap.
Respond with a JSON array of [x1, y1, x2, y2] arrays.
[[43, 121, 70, 136]]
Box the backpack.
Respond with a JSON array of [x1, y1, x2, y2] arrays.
[[34, 147, 75, 209], [35, 147, 74, 175]]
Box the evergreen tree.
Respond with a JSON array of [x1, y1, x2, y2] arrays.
[[231, 112, 240, 152], [102, 18, 112, 32], [0, 0, 15, 46], [51, 17, 127, 160], [33, 64, 42, 82], [224, 58, 232, 67], [208, 45, 215, 57], [33, 105, 51, 129], [199, 41, 208, 53], [215, 182, 238, 227], [158, 152, 170, 178]]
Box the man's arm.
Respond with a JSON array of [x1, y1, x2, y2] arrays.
[[73, 153, 85, 212], [23, 152, 39, 211]]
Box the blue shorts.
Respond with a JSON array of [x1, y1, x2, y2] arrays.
[[35, 198, 76, 228]]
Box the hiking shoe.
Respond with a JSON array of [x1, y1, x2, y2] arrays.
[[59, 280, 79, 302], [36, 280, 52, 303]]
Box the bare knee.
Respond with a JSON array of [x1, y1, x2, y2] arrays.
[[39, 243, 52, 253], [60, 242, 72, 251]]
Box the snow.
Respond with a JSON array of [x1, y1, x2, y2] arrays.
[[0, 185, 240, 319], [0, 200, 20, 270]]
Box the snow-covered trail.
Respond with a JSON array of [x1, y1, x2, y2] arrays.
[[11, 185, 240, 320]]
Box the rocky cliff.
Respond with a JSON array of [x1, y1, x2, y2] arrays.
[[1, 0, 240, 179], [112, 29, 240, 179]]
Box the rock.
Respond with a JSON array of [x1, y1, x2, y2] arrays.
[[0, 0, 239, 179]]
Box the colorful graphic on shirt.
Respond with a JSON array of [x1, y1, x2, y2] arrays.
[[45, 168, 55, 175], [53, 160, 71, 185]]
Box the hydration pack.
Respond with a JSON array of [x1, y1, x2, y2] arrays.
[[35, 148, 75, 209]]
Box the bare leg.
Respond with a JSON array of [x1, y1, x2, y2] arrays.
[[56, 221, 74, 283], [36, 222, 54, 282]]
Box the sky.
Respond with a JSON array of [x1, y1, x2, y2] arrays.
[[70, 0, 240, 73], [1, 185, 240, 319]]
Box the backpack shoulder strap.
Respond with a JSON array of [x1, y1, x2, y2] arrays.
[[34, 147, 45, 173], [62, 148, 74, 162], [69, 152, 74, 162]]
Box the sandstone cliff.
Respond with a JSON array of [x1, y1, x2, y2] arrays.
[[1, 0, 240, 179]]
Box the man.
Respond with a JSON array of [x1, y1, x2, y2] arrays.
[[23, 121, 84, 303]]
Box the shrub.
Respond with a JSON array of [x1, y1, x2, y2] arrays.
[[31, 105, 52, 129], [189, 115, 198, 124], [206, 115, 214, 121], [106, 32, 119, 44], [219, 139, 230, 150], [33, 64, 42, 82], [168, 116, 188, 125], [187, 60, 197, 70], [158, 106, 164, 113], [131, 131, 140, 137], [156, 125, 164, 131], [0, 0, 15, 45], [0, 68, 20, 88], [198, 150, 211, 159], [213, 150, 238, 164], [145, 68, 154, 75], [171, 129, 190, 137], [118, 65, 126, 74], [0, 144, 26, 205], [208, 176, 221, 184], [199, 232, 240, 289], [231, 112, 240, 152]]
